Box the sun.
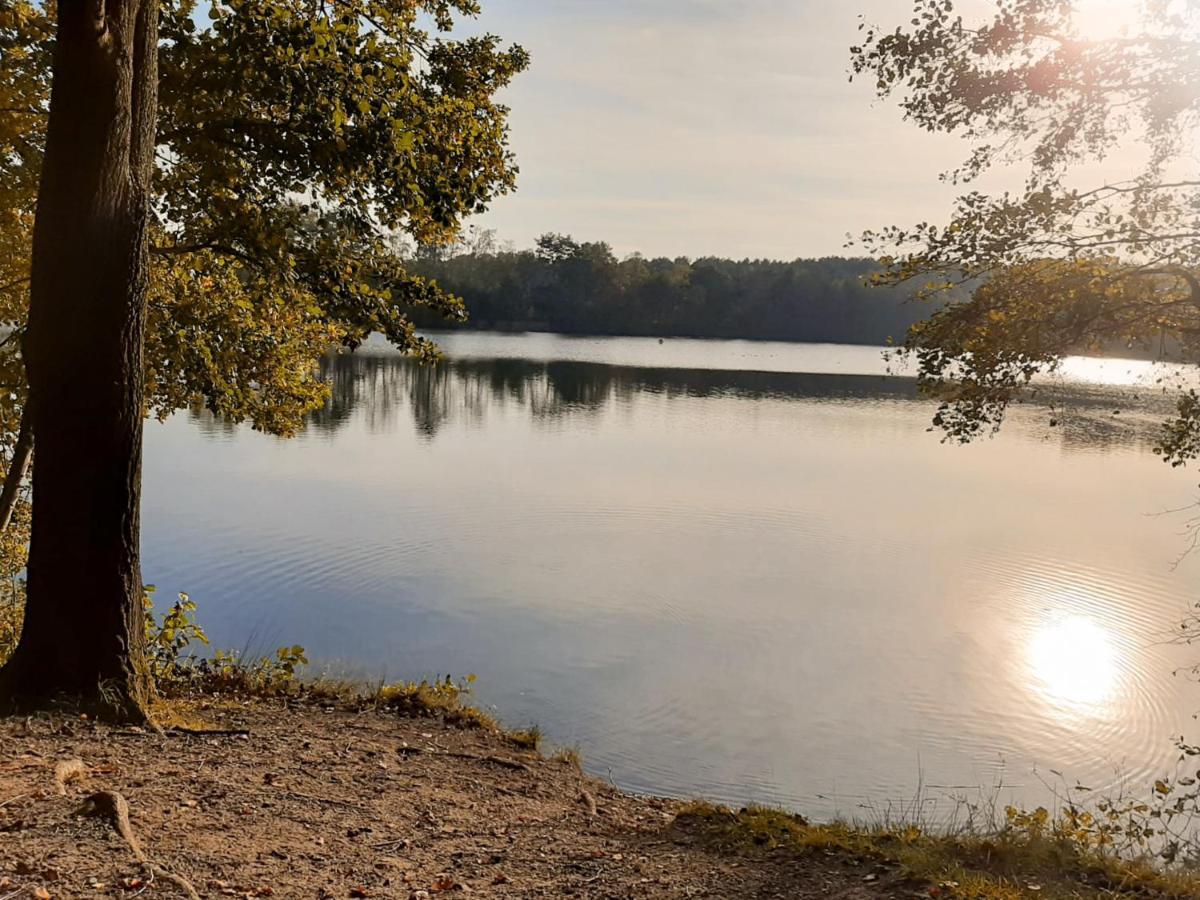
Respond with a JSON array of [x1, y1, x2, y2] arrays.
[[1070, 0, 1145, 40], [1028, 615, 1119, 709]]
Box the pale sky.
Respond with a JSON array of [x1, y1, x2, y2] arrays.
[[461, 1, 975, 259], [461, 0, 1141, 260]]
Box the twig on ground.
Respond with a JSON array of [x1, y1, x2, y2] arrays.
[[371, 837, 410, 851], [395, 746, 530, 771], [279, 788, 371, 811]]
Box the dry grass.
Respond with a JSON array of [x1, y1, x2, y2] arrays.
[[675, 801, 1200, 900], [550, 745, 583, 770]]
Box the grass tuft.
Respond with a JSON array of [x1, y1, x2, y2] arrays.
[[551, 745, 582, 769]]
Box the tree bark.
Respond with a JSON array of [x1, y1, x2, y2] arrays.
[[0, 0, 159, 720]]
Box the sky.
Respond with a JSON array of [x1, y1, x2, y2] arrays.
[[458, 0, 1139, 260], [459, 1, 975, 260]]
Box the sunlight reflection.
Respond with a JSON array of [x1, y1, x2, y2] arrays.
[[1055, 354, 1165, 387], [1028, 615, 1118, 709]]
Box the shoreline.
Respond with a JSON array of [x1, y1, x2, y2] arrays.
[[2, 691, 1198, 899]]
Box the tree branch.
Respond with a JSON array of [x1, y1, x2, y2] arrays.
[[151, 241, 260, 267], [0, 411, 32, 534]]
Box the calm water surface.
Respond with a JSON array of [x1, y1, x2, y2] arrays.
[[142, 332, 1200, 819]]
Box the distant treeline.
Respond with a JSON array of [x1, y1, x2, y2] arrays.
[[408, 233, 959, 345]]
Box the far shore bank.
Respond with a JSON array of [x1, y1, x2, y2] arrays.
[[405, 326, 1187, 366]]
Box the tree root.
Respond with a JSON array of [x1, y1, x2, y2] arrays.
[[167, 726, 250, 737], [112, 727, 251, 739], [579, 787, 597, 817], [78, 790, 200, 900]]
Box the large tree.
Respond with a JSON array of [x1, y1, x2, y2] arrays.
[[0, 0, 527, 718], [851, 0, 1200, 453]]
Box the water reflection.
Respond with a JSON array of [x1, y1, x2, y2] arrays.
[[1029, 615, 1119, 710], [305, 349, 1176, 454], [148, 336, 1200, 819]]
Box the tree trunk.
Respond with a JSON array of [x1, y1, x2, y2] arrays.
[[0, 0, 159, 720]]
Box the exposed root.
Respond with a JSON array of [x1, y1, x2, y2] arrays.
[[462, 752, 530, 772], [579, 787, 598, 817], [53, 758, 86, 795], [78, 790, 200, 900], [167, 726, 250, 737], [112, 726, 251, 739]]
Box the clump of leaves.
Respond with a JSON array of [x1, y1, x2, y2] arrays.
[[0, 466, 30, 667], [0, 583, 21, 666]]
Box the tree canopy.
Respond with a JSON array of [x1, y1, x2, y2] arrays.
[[851, 0, 1200, 459], [0, 0, 527, 555], [1, 0, 527, 430]]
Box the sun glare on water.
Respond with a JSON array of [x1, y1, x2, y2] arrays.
[[1028, 615, 1119, 709]]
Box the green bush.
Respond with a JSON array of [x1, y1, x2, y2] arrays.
[[141, 588, 308, 694]]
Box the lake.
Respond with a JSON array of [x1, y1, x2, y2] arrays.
[[142, 331, 1200, 821]]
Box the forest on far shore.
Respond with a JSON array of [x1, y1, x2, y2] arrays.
[[408, 232, 959, 346]]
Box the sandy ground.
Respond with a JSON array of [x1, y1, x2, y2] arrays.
[[0, 700, 921, 899]]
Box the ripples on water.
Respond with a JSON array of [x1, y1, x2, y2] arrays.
[[142, 333, 1200, 819]]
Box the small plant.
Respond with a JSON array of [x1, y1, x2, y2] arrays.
[[508, 724, 541, 751], [187, 644, 310, 694], [140, 587, 308, 695], [143, 586, 210, 683], [1001, 760, 1200, 865]]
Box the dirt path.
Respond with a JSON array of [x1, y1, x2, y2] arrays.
[[0, 700, 920, 899]]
